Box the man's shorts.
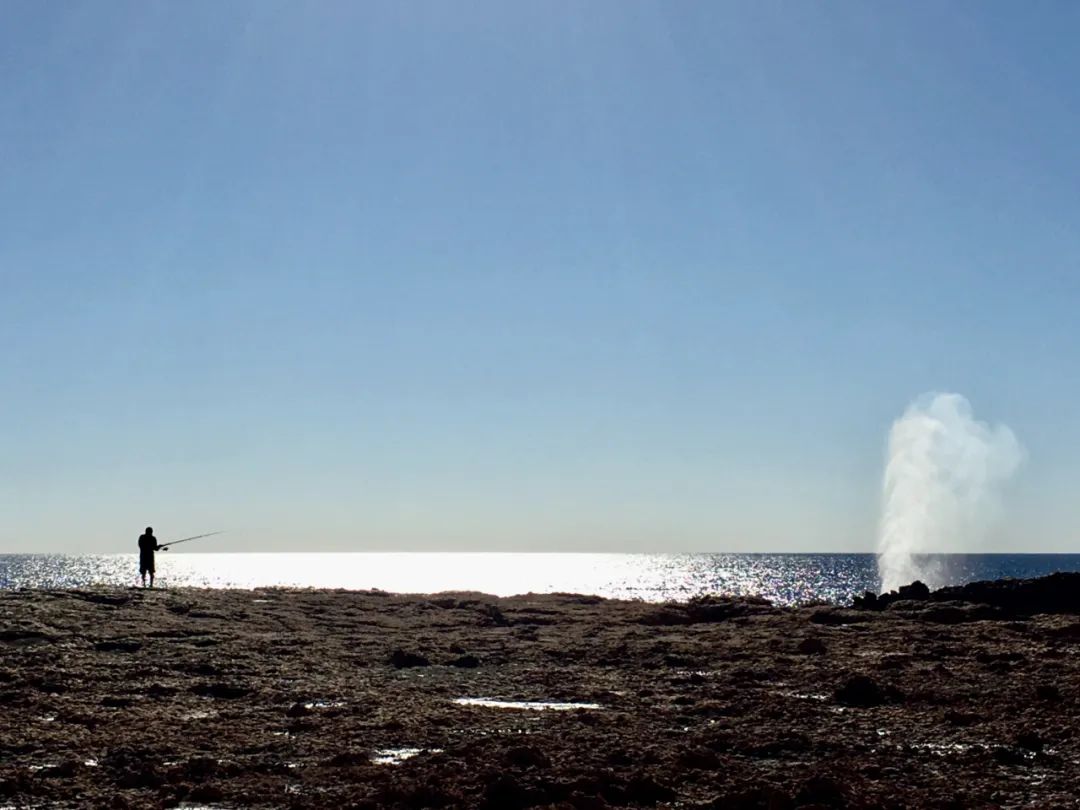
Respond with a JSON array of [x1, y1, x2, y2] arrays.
[[139, 554, 155, 575]]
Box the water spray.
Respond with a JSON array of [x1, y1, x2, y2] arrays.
[[877, 393, 1023, 592]]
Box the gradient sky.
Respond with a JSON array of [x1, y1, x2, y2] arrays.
[[3, 2, 1079, 553]]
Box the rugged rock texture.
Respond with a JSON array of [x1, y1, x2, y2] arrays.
[[854, 572, 1080, 618], [1, 580, 1078, 808]]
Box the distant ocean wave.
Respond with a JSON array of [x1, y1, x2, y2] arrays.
[[1, 552, 1078, 606]]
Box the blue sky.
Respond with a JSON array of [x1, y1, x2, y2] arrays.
[[2, 1, 1078, 552]]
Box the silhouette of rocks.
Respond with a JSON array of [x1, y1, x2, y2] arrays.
[[797, 637, 827, 655], [856, 572, 1080, 616], [898, 581, 930, 600], [451, 654, 481, 668]]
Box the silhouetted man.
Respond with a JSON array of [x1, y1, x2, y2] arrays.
[[138, 527, 166, 587]]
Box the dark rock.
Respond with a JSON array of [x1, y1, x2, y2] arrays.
[[878, 654, 913, 670], [809, 609, 869, 626], [917, 604, 991, 624], [711, 786, 794, 809], [0, 628, 55, 644], [143, 683, 178, 698], [897, 581, 930, 600], [185, 662, 221, 676], [188, 784, 225, 803], [115, 766, 164, 790], [94, 640, 142, 653], [864, 572, 1080, 616], [70, 591, 131, 606], [1016, 732, 1045, 752], [451, 654, 481, 668], [390, 649, 431, 668], [976, 650, 1025, 666], [795, 775, 847, 807], [101, 696, 133, 708], [32, 678, 67, 694], [852, 591, 879, 610], [39, 760, 79, 779], [191, 683, 252, 699], [483, 773, 547, 809], [505, 745, 551, 769], [676, 747, 723, 770], [0, 774, 32, 798], [834, 675, 903, 707], [1036, 683, 1063, 702], [326, 751, 368, 767], [944, 710, 981, 727], [642, 597, 772, 626], [285, 702, 311, 717], [624, 775, 677, 805], [1045, 622, 1080, 640], [992, 746, 1033, 766], [184, 757, 218, 779], [797, 638, 827, 655], [640, 608, 691, 626], [741, 733, 811, 758], [685, 596, 772, 623], [483, 604, 512, 627]]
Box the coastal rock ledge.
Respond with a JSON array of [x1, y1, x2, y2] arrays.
[[853, 571, 1080, 617], [1, 576, 1078, 807]]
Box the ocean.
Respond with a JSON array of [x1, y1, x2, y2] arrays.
[[1, 552, 1078, 605]]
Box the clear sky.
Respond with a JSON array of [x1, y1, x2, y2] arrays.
[[3, 2, 1079, 553]]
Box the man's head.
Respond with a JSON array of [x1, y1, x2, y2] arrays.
[[145, 526, 153, 535]]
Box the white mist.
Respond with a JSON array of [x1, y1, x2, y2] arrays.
[[877, 393, 1023, 592]]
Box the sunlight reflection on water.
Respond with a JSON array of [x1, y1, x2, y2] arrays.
[[0, 553, 1077, 605]]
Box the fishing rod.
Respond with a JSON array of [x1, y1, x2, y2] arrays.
[[159, 531, 224, 550]]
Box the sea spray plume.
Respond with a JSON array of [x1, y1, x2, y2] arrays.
[[877, 393, 1023, 592]]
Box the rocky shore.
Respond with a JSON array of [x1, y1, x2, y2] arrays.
[[2, 575, 1079, 808]]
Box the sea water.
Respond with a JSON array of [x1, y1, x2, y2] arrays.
[[1, 552, 1078, 605]]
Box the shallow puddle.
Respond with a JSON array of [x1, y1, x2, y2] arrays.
[[372, 747, 444, 765], [453, 698, 601, 711]]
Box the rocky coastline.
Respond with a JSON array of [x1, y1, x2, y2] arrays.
[[2, 574, 1079, 808]]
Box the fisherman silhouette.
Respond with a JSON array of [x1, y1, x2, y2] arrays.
[[138, 526, 167, 588]]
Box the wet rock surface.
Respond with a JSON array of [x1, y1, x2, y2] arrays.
[[0, 579, 1077, 807]]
